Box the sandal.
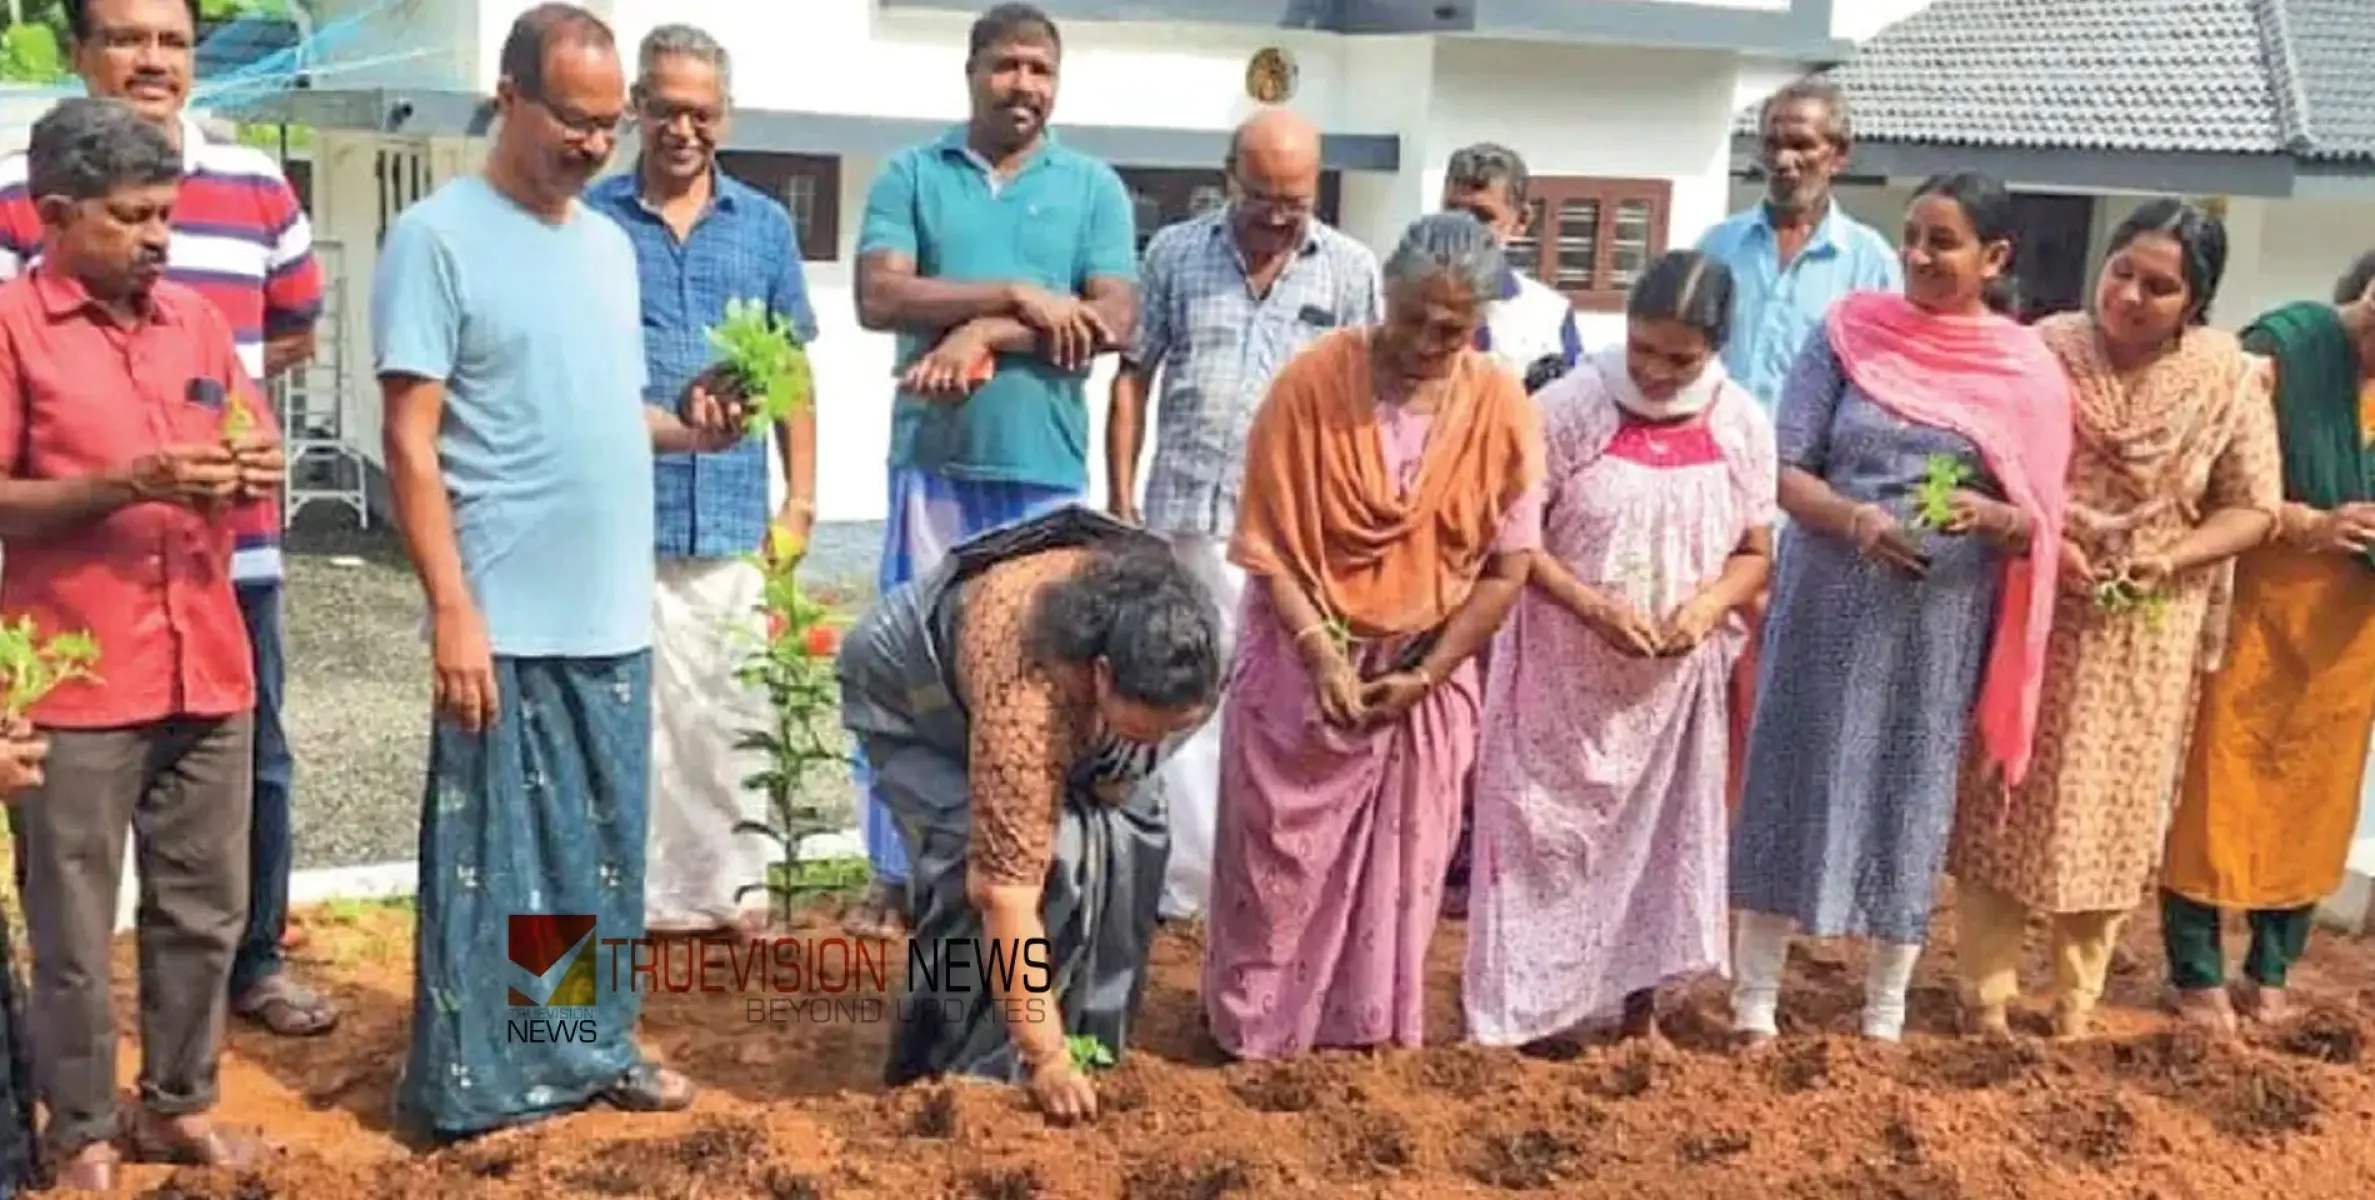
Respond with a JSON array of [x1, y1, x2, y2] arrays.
[[126, 1116, 276, 1169], [234, 973, 341, 1037], [601, 1062, 696, 1113]]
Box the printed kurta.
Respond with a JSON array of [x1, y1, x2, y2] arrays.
[[1729, 334, 2008, 944], [1951, 319, 2282, 914], [1203, 405, 1543, 1059], [2165, 379, 2375, 911], [1464, 360, 1776, 1045]]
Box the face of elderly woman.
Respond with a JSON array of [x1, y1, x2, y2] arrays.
[[1377, 271, 1485, 384]]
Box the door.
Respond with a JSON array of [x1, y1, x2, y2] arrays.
[[2010, 194, 2097, 323]]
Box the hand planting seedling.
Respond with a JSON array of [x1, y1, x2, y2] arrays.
[[1909, 454, 1975, 530], [2093, 576, 2173, 631], [706, 297, 814, 438], [1065, 1034, 1116, 1073], [0, 617, 98, 718]]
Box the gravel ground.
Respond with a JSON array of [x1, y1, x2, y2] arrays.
[[282, 510, 882, 870]]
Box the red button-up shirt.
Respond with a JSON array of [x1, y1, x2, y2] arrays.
[[0, 265, 264, 728]]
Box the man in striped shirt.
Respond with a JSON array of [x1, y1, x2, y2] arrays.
[[0, 0, 333, 1042]]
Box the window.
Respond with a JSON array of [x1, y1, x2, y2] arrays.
[[1114, 167, 1345, 253], [717, 152, 843, 261], [1513, 177, 1672, 311]]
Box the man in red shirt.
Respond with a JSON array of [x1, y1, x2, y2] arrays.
[[0, 97, 282, 1190]]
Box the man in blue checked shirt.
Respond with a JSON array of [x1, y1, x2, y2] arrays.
[[1107, 107, 1380, 920], [586, 23, 819, 939]]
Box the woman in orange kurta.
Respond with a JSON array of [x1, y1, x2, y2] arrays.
[[2160, 274, 2375, 1032]]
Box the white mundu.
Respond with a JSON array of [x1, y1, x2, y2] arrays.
[[1156, 533, 1246, 921]]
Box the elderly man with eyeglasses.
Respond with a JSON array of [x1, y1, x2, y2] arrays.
[[584, 24, 821, 943]]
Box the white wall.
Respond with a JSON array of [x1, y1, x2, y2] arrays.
[[1428, 39, 1743, 348], [299, 5, 1769, 521]]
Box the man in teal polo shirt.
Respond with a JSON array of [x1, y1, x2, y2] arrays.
[[849, 1, 1139, 933]]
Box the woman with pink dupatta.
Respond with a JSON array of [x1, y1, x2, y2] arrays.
[[1202, 213, 1544, 1060], [1728, 172, 2073, 1044]]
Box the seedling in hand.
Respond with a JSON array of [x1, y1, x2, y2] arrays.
[[0, 618, 98, 719], [220, 389, 254, 442], [1065, 1034, 1116, 1073], [2093, 576, 2172, 631], [706, 297, 813, 438], [1909, 454, 1975, 531]]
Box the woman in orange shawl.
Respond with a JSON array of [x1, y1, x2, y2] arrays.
[[1201, 213, 1544, 1060]]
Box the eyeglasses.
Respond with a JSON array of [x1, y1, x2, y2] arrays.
[[636, 94, 725, 132], [526, 93, 627, 144]]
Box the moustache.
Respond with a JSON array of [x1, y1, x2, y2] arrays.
[[996, 94, 1043, 115]]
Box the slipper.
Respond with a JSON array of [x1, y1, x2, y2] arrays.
[[234, 972, 341, 1037]]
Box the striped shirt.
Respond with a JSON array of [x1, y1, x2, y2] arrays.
[[1125, 210, 1381, 536], [0, 113, 324, 583]]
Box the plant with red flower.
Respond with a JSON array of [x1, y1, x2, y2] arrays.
[[732, 525, 855, 922]]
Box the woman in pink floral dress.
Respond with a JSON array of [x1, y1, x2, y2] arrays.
[[1465, 251, 1777, 1046]]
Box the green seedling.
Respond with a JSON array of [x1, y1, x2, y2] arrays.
[[0, 617, 98, 718], [1066, 1034, 1116, 1073], [706, 297, 813, 438], [2093, 577, 2172, 631], [1909, 454, 1975, 530]]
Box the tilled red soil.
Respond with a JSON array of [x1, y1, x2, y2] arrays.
[[95, 894, 2375, 1197]]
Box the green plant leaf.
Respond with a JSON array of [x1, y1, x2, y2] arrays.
[[706, 297, 813, 439]]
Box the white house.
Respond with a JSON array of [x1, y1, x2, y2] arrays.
[[230, 0, 1891, 523]]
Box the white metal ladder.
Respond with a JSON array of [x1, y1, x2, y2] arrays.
[[277, 238, 370, 529]]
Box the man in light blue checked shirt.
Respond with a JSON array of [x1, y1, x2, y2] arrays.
[[585, 24, 820, 939], [1107, 108, 1381, 920]]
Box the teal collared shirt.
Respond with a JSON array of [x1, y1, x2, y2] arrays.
[[1697, 203, 1901, 409], [857, 127, 1139, 491]]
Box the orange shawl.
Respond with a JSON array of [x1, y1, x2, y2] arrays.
[[1228, 329, 1545, 637]]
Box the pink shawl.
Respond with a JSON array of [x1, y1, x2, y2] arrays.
[[1826, 291, 2074, 786]]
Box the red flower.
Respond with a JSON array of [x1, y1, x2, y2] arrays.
[[803, 624, 841, 658]]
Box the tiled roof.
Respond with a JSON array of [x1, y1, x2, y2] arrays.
[[1737, 0, 2375, 162]]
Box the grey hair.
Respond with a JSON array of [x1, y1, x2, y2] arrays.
[[1383, 211, 1508, 299], [1759, 76, 1851, 148], [638, 22, 731, 98], [27, 98, 181, 203]]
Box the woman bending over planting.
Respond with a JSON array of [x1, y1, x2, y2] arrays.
[[1463, 249, 1775, 1049], [837, 506, 1219, 1122], [1727, 172, 2072, 1044], [1948, 199, 2280, 1041]]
